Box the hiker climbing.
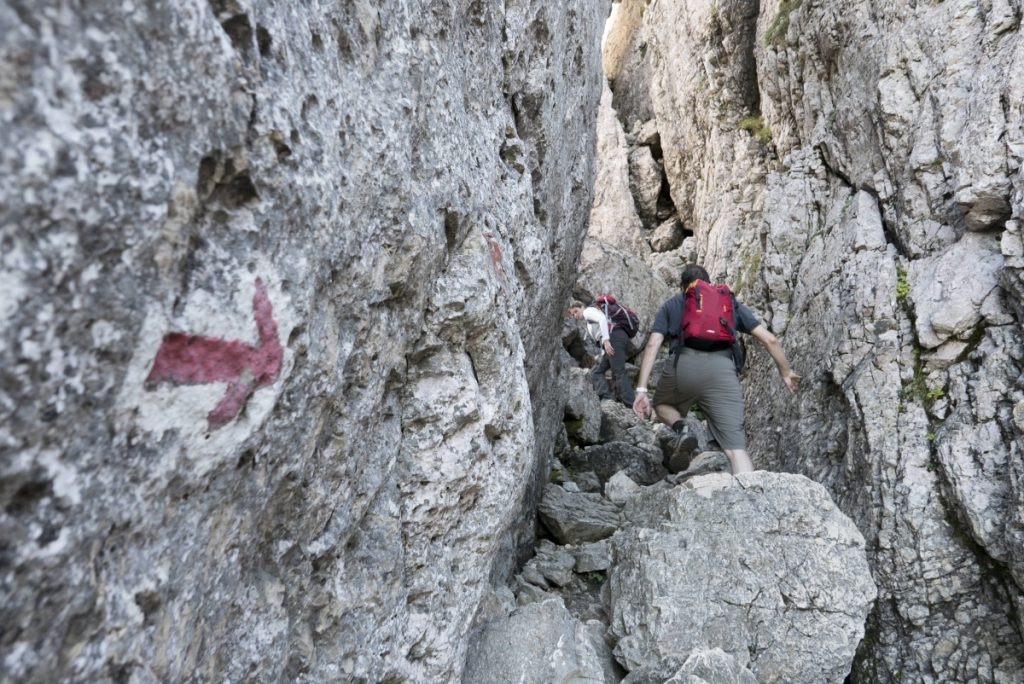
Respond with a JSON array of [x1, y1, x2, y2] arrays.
[[569, 295, 640, 407], [632, 264, 800, 474]]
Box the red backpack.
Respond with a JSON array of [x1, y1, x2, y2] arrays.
[[681, 280, 735, 350], [593, 294, 640, 338]]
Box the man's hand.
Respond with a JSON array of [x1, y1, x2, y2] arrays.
[[781, 370, 801, 394], [603, 340, 614, 356], [633, 393, 651, 419]]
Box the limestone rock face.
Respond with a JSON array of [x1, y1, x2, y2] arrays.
[[578, 81, 670, 324], [589, 81, 651, 257], [609, 472, 877, 683], [603, 0, 1024, 679], [0, 1, 608, 682], [603, 0, 655, 128], [628, 145, 663, 227]]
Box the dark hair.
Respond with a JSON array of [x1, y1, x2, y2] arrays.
[[679, 264, 710, 288]]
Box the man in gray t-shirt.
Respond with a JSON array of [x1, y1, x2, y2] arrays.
[[633, 264, 800, 474]]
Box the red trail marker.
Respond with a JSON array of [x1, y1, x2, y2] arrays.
[[145, 278, 283, 429]]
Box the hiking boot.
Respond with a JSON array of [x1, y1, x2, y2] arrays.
[[668, 428, 698, 472]]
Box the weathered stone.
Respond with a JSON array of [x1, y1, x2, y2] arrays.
[[908, 233, 1005, 349], [566, 367, 603, 445], [471, 585, 517, 630], [605, 470, 642, 505], [589, 81, 651, 257], [463, 598, 619, 684], [524, 540, 577, 588], [636, 120, 661, 148], [538, 484, 622, 544], [921, 341, 970, 371], [573, 539, 613, 574], [666, 648, 758, 684], [599, 399, 649, 443], [559, 574, 611, 625], [0, 1, 610, 681], [649, 217, 685, 252], [515, 577, 559, 606], [603, 1, 655, 129], [628, 146, 664, 227], [575, 470, 604, 494], [648, 251, 687, 288], [566, 442, 667, 486], [679, 236, 699, 265], [610, 473, 876, 682]]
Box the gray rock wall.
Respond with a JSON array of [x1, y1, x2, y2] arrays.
[[0, 1, 608, 681], [607, 0, 1024, 680]]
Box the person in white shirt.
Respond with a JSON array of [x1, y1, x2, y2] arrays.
[[568, 300, 636, 406]]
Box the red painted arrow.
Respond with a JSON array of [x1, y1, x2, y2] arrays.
[[145, 278, 283, 430]]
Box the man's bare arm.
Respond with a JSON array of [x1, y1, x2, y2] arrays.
[[632, 332, 665, 418], [749, 325, 800, 394]]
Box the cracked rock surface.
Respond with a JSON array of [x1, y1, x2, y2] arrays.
[[471, 347, 874, 682], [0, 1, 608, 681], [610, 472, 877, 683], [601, 0, 1024, 679]]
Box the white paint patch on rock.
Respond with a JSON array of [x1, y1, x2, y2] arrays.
[[116, 259, 295, 474]]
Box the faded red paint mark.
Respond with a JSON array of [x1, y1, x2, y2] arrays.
[[145, 278, 283, 430], [482, 232, 506, 280]]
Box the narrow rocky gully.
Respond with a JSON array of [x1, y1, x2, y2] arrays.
[[4, 1, 1024, 683], [466, 0, 1024, 681], [464, 371, 877, 682]]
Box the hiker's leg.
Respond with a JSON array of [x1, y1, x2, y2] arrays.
[[724, 449, 754, 474], [653, 349, 701, 425], [695, 351, 748, 471], [609, 329, 635, 405], [653, 403, 683, 425], [590, 354, 613, 399]]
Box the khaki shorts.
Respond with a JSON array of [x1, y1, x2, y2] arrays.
[[652, 347, 746, 450]]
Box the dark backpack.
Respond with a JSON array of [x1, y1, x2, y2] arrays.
[[593, 294, 640, 338], [681, 280, 735, 350]]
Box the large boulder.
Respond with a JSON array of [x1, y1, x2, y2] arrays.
[[598, 400, 649, 443], [649, 217, 685, 253], [908, 233, 1006, 349], [566, 367, 603, 445], [463, 598, 621, 684], [609, 472, 876, 682], [538, 484, 622, 544], [565, 442, 667, 486], [628, 145, 664, 227]]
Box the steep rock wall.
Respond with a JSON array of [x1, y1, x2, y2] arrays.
[[609, 0, 1024, 681], [0, 1, 608, 681]]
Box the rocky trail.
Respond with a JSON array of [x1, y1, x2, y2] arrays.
[[462, 330, 876, 683], [5, 0, 1024, 681]]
